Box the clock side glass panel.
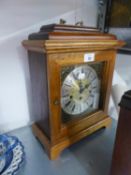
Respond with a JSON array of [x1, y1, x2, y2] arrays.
[[61, 62, 104, 122]]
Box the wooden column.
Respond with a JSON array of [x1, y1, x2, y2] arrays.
[[110, 90, 131, 175]]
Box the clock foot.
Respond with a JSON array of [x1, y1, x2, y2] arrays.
[[32, 117, 112, 160]]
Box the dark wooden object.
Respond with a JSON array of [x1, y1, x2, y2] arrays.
[[97, 0, 131, 54], [22, 24, 124, 159], [110, 90, 131, 175], [29, 23, 114, 40]]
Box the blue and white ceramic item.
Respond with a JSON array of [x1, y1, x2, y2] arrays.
[[0, 135, 25, 175], [0, 135, 18, 174]]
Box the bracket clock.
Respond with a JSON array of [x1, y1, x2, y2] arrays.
[[22, 24, 124, 159]]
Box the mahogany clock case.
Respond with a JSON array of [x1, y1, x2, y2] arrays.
[[22, 24, 124, 159]]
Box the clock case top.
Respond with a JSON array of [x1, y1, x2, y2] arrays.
[[22, 24, 124, 159], [24, 23, 124, 53]]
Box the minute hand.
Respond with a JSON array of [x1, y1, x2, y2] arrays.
[[79, 83, 90, 94]]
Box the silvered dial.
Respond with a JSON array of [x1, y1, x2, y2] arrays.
[[61, 65, 100, 116]]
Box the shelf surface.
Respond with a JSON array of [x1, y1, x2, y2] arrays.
[[8, 120, 117, 175]]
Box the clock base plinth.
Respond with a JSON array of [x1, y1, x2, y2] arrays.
[[32, 116, 112, 160]]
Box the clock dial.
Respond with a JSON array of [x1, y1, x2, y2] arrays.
[[61, 64, 100, 116]]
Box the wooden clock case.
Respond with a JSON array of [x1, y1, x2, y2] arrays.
[[22, 24, 124, 159]]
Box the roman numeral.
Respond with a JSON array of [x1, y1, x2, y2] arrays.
[[64, 83, 72, 87], [65, 100, 71, 107], [72, 104, 76, 112], [72, 72, 78, 80]]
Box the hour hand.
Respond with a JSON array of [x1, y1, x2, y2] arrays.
[[85, 83, 90, 89]]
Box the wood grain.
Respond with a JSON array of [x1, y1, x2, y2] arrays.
[[33, 116, 111, 160], [22, 39, 124, 54], [22, 25, 124, 159], [110, 91, 131, 175], [28, 51, 50, 137]]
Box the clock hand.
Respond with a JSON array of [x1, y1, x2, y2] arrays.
[[79, 87, 85, 94], [79, 81, 84, 94], [79, 83, 91, 94]]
